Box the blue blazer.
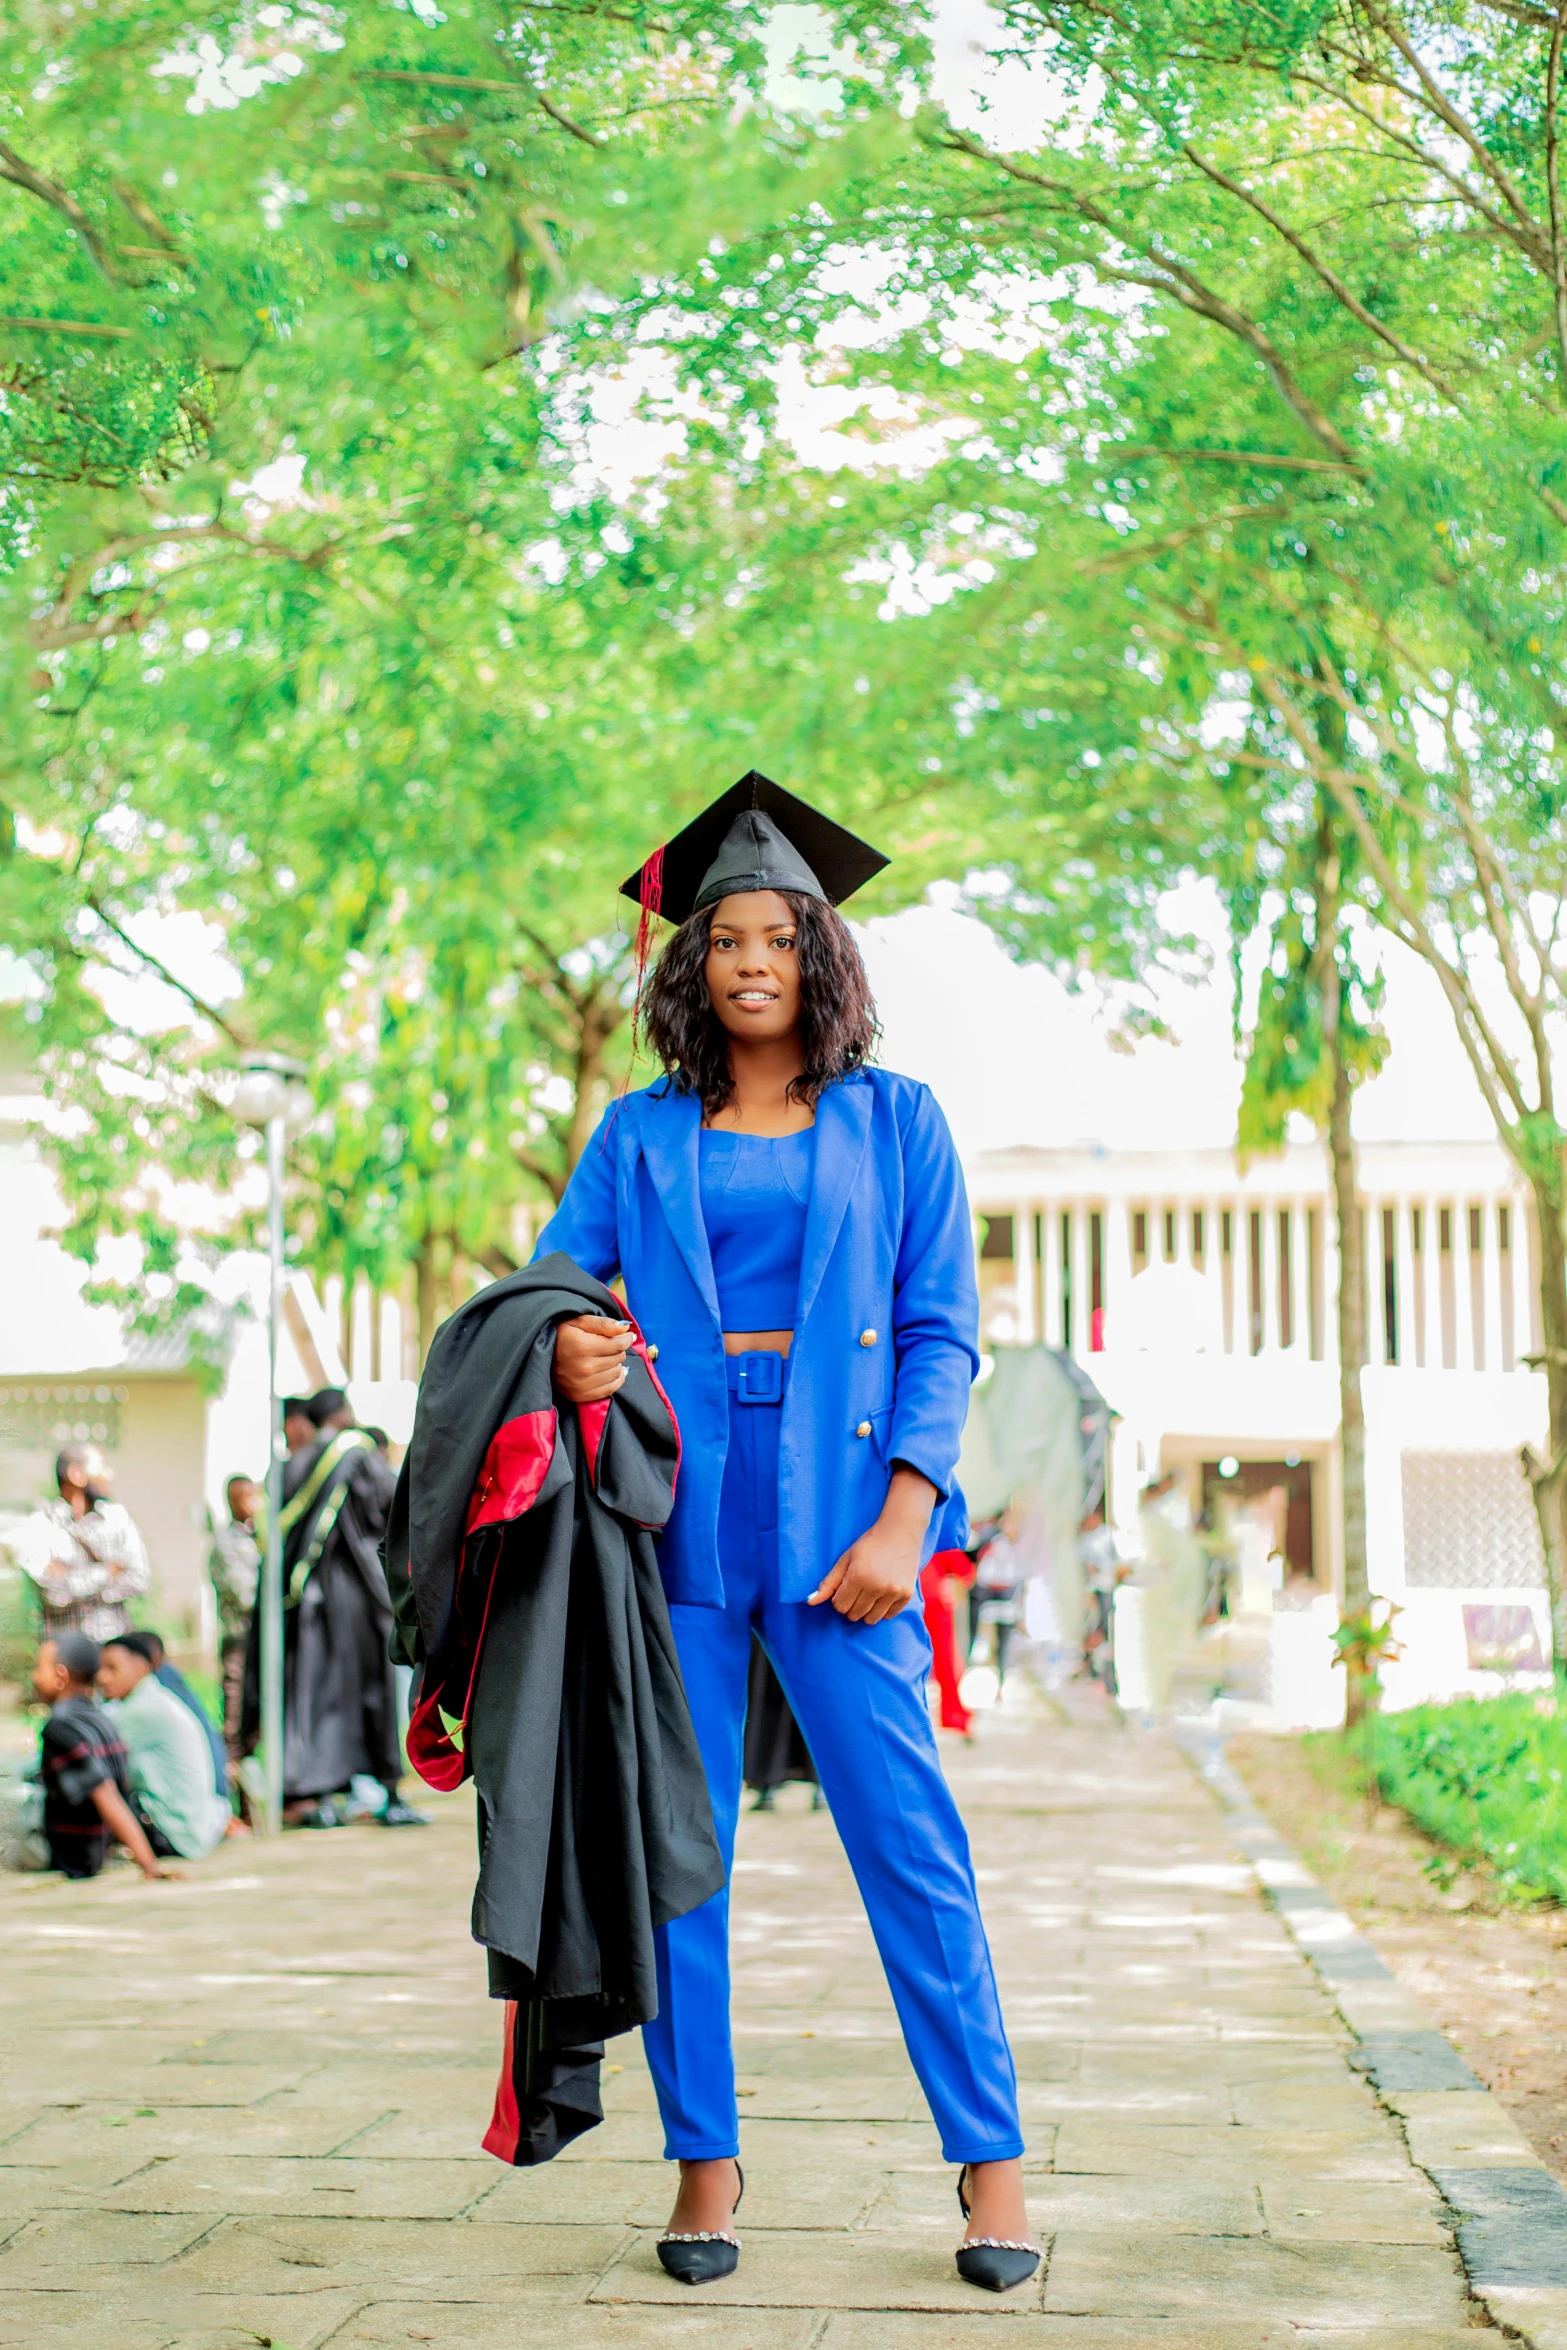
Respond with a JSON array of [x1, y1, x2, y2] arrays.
[[535, 1067, 980, 1609]]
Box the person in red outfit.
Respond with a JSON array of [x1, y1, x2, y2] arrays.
[[921, 1548, 975, 1737]]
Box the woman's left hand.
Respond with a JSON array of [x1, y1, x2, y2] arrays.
[[810, 1465, 937, 1623]]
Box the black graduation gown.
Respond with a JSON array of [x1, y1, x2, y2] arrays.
[[242, 1431, 401, 1801], [384, 1254, 723, 2166]]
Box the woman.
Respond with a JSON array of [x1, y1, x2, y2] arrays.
[[537, 773, 1036, 2292]]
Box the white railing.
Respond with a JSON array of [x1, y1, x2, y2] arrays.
[[974, 1190, 1538, 1374]]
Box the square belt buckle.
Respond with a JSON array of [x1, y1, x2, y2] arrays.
[[736, 1350, 783, 1405]]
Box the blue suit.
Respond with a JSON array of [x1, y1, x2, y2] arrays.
[[537, 1069, 979, 1608], [535, 1067, 1022, 2167]]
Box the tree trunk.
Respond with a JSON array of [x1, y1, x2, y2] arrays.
[[1313, 795, 1372, 1723], [1329, 1044, 1370, 1624], [1523, 1174, 1567, 1664]]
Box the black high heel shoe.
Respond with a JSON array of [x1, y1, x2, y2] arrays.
[[656, 2160, 744, 2285], [955, 2164, 1040, 2293]]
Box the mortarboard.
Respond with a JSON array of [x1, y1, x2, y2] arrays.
[[620, 771, 889, 930]]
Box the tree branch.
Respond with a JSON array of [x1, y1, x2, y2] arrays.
[[933, 134, 1362, 463], [1180, 141, 1463, 405], [111, 181, 192, 266], [364, 66, 606, 145], [536, 91, 607, 148], [1363, 8, 1547, 245], [1470, 0, 1557, 25], [1289, 68, 1549, 267], [0, 315, 130, 340], [1110, 443, 1361, 474], [83, 897, 249, 1047], [0, 140, 117, 281], [511, 1143, 568, 1204]]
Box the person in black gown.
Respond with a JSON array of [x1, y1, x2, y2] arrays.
[[742, 1639, 824, 1810], [242, 1389, 425, 1827]]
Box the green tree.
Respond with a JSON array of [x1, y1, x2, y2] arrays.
[[625, 0, 1567, 1651], [0, 0, 922, 1352]]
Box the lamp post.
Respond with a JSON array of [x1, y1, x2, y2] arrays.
[[231, 1054, 313, 1834]]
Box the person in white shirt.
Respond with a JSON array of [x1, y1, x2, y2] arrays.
[[7, 1444, 151, 1645], [97, 1633, 231, 1860]]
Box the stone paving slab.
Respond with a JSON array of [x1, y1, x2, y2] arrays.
[[1192, 1733, 1567, 2341], [1044, 2233, 1464, 2322], [822, 2329, 1505, 2350], [0, 1684, 1544, 2345]]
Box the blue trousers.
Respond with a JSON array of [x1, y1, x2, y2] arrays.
[[642, 1360, 1024, 2165]]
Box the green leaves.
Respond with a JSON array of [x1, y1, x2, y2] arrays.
[[1369, 1692, 1567, 1904]]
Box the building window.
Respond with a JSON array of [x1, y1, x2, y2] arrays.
[[1192, 1208, 1205, 1263], [1060, 1210, 1073, 1350], [1133, 1209, 1147, 1262], [0, 1383, 129, 1452], [1469, 1204, 1483, 1255], [1222, 1209, 1233, 1255], [1440, 1206, 1452, 1253], [1163, 1207, 1176, 1260], [1402, 1451, 1545, 1588], [980, 1214, 1014, 1261], [1500, 1205, 1510, 1252], [1382, 1204, 1398, 1364], [1249, 1210, 1263, 1354]]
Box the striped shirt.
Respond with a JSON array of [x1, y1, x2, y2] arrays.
[[40, 1694, 131, 1872], [11, 1498, 151, 1642]]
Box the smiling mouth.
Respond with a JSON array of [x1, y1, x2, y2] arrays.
[[731, 989, 778, 1005]]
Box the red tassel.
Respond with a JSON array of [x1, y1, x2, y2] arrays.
[[632, 845, 664, 1001], [615, 846, 667, 1111]]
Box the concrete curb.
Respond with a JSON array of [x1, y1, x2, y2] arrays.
[[1181, 1727, 1567, 2348]]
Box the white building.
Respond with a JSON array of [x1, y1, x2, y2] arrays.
[[964, 1137, 1550, 1709]]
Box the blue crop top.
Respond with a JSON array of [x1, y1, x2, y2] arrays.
[[698, 1127, 815, 1329]]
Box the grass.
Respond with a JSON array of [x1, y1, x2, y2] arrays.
[[1327, 1688, 1567, 1906]]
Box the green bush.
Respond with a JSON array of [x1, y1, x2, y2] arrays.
[[1347, 1692, 1567, 1904]]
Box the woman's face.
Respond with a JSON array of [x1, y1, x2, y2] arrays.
[[704, 890, 802, 1045]]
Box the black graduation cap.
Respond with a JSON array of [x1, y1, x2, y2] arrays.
[[620, 771, 889, 928]]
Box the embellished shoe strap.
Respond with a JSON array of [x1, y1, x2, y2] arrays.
[[658, 2229, 740, 2246], [960, 2236, 1038, 2252]]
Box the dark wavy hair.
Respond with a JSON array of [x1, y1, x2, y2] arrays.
[[640, 892, 880, 1116]]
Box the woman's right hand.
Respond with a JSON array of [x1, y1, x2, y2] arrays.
[[553, 1313, 634, 1403]]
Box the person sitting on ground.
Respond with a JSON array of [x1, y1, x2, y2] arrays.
[[6, 1442, 151, 1644], [97, 1632, 232, 1861], [30, 1636, 175, 1882], [137, 1629, 230, 1802]]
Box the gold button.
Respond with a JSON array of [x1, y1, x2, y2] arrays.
[[856, 1421, 872, 1439], [859, 1328, 878, 1348], [645, 1343, 659, 1361]]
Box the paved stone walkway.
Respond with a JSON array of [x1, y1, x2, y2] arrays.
[[0, 1687, 1528, 2347]]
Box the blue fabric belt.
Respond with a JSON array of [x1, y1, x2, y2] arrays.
[[725, 1350, 787, 1405]]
